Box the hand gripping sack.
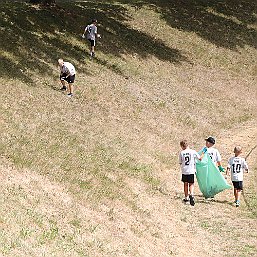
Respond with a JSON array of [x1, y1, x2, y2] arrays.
[[196, 153, 231, 198]]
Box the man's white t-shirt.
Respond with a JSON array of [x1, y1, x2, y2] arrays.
[[227, 156, 248, 181], [60, 62, 76, 76], [203, 147, 221, 164], [86, 24, 97, 40], [179, 148, 201, 175]]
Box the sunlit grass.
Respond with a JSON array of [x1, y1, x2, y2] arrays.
[[0, 0, 256, 256]]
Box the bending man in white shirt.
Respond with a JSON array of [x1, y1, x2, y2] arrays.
[[58, 59, 76, 97]]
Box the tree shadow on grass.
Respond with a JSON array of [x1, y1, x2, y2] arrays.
[[0, 1, 187, 84], [118, 0, 257, 50], [0, 2, 90, 84], [67, 1, 188, 62], [1, 0, 255, 85]]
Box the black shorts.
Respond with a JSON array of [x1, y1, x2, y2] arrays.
[[182, 174, 194, 183], [232, 181, 243, 190], [60, 74, 75, 84], [88, 39, 96, 47]]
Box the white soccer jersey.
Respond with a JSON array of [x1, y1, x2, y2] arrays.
[[60, 62, 76, 76], [86, 24, 97, 40], [179, 148, 201, 175], [227, 156, 248, 182], [203, 147, 221, 164]]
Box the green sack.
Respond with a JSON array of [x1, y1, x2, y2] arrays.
[[196, 153, 231, 198]]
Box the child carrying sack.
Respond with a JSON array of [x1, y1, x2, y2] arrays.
[[196, 153, 231, 198]]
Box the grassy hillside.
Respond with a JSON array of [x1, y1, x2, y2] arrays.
[[0, 0, 257, 256]]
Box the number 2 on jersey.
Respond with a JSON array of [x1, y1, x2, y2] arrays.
[[185, 156, 191, 165]]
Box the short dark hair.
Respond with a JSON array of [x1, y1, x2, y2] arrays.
[[92, 19, 97, 23], [180, 140, 188, 148]]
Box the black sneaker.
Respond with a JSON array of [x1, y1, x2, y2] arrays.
[[183, 198, 189, 203], [60, 86, 67, 91], [189, 195, 195, 206], [67, 93, 73, 97], [90, 52, 95, 59]]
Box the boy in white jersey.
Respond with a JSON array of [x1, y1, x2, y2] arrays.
[[226, 146, 249, 207], [202, 136, 225, 172], [82, 19, 100, 58], [179, 140, 203, 206], [58, 59, 76, 97]]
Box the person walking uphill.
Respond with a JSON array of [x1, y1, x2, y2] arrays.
[[202, 136, 225, 172], [82, 19, 101, 59], [58, 59, 76, 97], [226, 146, 249, 207], [179, 140, 204, 206]]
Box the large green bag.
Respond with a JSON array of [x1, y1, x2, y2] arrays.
[[196, 153, 231, 198]]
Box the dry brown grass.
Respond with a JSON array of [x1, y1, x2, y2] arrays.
[[0, 0, 257, 256]]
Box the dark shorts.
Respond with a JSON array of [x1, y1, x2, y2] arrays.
[[182, 174, 194, 183], [60, 74, 75, 84], [88, 39, 96, 47], [232, 181, 243, 190]]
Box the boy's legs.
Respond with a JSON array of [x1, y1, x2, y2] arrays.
[[189, 182, 195, 206], [189, 182, 194, 196], [184, 182, 189, 200], [235, 189, 241, 201], [234, 188, 237, 201], [233, 181, 243, 206], [91, 45, 95, 55], [88, 39, 96, 57], [67, 75, 75, 96], [60, 79, 67, 90], [68, 83, 74, 95], [235, 189, 242, 206]]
